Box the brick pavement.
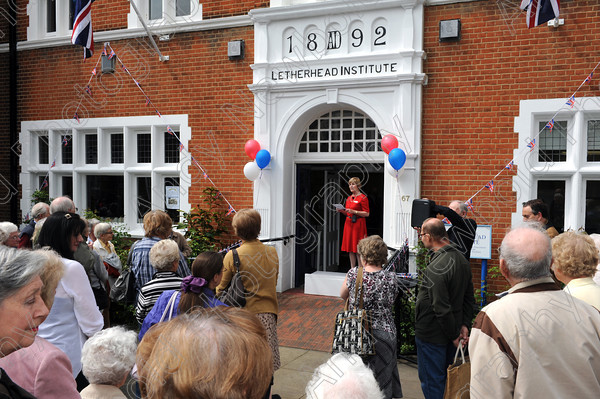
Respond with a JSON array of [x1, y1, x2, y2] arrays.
[[277, 288, 344, 352]]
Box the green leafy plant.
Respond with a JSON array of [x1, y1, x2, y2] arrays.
[[178, 187, 229, 258]]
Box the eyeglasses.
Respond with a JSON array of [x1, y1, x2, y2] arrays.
[[418, 233, 429, 239]]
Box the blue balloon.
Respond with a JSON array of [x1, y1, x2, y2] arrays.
[[388, 148, 406, 171], [255, 149, 271, 169]]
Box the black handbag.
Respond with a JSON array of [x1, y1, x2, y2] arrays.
[[109, 241, 137, 304], [331, 266, 375, 356], [218, 249, 247, 307]]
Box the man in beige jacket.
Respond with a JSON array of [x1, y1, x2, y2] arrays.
[[469, 224, 600, 398]]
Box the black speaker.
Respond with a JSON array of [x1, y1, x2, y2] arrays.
[[411, 199, 435, 228]]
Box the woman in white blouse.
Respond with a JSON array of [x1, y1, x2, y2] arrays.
[[37, 212, 104, 391]]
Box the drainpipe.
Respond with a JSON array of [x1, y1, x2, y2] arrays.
[[9, 4, 18, 223]]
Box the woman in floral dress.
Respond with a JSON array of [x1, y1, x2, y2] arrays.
[[341, 235, 402, 399]]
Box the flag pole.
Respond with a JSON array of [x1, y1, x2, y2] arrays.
[[128, 0, 169, 62]]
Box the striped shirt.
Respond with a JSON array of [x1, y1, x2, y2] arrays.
[[135, 271, 183, 324]]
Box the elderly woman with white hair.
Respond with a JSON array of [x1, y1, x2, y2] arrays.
[[135, 239, 183, 324], [80, 326, 138, 399], [306, 353, 384, 399], [92, 222, 122, 289], [0, 221, 20, 248]]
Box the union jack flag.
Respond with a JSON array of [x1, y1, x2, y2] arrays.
[[203, 172, 208, 180], [102, 46, 107, 56], [545, 119, 554, 130], [108, 49, 116, 60], [466, 198, 474, 212], [505, 160, 514, 170], [226, 206, 235, 216], [527, 139, 536, 151], [167, 126, 174, 135], [146, 97, 151, 106], [485, 180, 494, 193], [520, 0, 560, 29], [74, 112, 80, 123], [134, 80, 140, 88], [85, 85, 92, 97], [156, 110, 162, 117], [71, 0, 95, 59], [62, 136, 69, 147], [121, 64, 129, 73], [566, 95, 575, 108], [41, 179, 48, 189], [91, 67, 97, 76], [179, 143, 185, 152], [585, 72, 594, 84], [50, 160, 56, 168], [215, 192, 222, 199], [442, 217, 451, 224]]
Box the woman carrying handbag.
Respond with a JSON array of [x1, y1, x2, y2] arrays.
[[340, 235, 403, 399]]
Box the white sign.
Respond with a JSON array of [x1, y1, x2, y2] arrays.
[[165, 186, 180, 210], [470, 225, 492, 260]]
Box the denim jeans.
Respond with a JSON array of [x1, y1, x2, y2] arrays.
[[415, 336, 456, 399]]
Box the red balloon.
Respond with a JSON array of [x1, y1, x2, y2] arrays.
[[244, 139, 261, 160], [381, 135, 399, 154]]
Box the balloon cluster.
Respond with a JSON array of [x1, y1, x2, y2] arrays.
[[243, 140, 271, 181], [381, 134, 406, 178]]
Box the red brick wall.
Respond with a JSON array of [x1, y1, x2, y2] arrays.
[[422, 1, 600, 295]]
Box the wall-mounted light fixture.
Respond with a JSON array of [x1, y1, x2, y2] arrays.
[[439, 19, 461, 42], [101, 42, 116, 73], [228, 40, 245, 61]]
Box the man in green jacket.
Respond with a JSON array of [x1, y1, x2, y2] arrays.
[[415, 218, 475, 399]]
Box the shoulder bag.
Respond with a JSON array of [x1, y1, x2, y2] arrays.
[[109, 241, 137, 304], [218, 249, 247, 307], [331, 266, 375, 355]]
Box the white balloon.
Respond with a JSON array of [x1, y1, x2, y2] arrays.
[[244, 161, 261, 181], [385, 159, 405, 179]]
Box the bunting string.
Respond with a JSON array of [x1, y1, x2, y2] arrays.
[[41, 44, 237, 216], [463, 59, 600, 213]]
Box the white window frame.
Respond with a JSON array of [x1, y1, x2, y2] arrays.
[[127, 0, 203, 29], [27, 0, 73, 41], [26, 0, 203, 42], [20, 115, 191, 236], [513, 97, 600, 231]]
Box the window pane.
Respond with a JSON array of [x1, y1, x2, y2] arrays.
[[62, 135, 72, 164], [538, 121, 567, 162], [137, 177, 152, 223], [149, 0, 162, 20], [587, 120, 600, 162], [585, 181, 600, 234], [85, 134, 98, 164], [62, 176, 73, 200], [111, 134, 124, 164], [137, 134, 152, 163], [47, 0, 56, 33], [39, 176, 49, 192], [176, 0, 191, 16], [165, 177, 180, 223], [537, 180, 565, 233], [38, 135, 49, 164], [164, 132, 180, 163], [87, 176, 124, 219]]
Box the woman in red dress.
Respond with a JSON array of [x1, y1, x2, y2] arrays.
[[338, 177, 370, 268]]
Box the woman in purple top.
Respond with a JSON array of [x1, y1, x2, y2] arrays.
[[139, 252, 227, 340]]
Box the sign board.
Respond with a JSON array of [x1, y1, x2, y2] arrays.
[[470, 225, 492, 260], [165, 186, 180, 210]]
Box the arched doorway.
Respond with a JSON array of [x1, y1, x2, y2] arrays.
[[294, 110, 384, 288]]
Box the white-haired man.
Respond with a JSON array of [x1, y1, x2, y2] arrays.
[[49, 196, 76, 214], [19, 202, 49, 249], [434, 200, 477, 260], [469, 224, 600, 398]]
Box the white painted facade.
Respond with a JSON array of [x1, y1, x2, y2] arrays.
[[249, 0, 426, 292]]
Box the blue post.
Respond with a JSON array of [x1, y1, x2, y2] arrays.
[[481, 259, 488, 306]]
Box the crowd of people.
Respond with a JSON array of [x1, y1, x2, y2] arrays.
[[2, 193, 600, 399]]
